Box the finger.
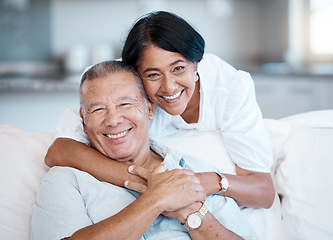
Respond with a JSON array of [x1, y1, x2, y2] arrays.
[[124, 180, 147, 193], [128, 165, 150, 180], [152, 162, 167, 175], [196, 191, 206, 203]]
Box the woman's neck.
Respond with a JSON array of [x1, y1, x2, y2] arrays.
[[180, 80, 200, 124]]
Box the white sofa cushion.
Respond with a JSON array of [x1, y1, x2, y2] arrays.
[[1, 110, 332, 240], [275, 110, 333, 239], [0, 125, 53, 240]]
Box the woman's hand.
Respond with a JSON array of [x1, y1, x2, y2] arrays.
[[128, 163, 206, 212], [124, 165, 149, 193]]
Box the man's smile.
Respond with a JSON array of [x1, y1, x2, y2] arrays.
[[104, 129, 130, 139]]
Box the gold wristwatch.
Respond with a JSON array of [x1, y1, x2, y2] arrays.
[[183, 203, 208, 231]]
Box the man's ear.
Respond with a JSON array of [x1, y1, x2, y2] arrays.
[[79, 109, 87, 134], [147, 100, 154, 120]]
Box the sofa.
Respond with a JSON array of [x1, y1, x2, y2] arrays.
[[1, 110, 333, 240]]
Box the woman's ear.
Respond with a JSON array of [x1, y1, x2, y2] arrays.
[[147, 100, 154, 120], [194, 61, 198, 72], [79, 109, 87, 134]]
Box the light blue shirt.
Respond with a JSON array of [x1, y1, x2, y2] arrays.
[[31, 140, 258, 240]]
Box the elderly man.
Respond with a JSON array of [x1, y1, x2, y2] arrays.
[[31, 61, 257, 240]]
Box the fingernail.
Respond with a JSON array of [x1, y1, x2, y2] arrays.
[[124, 180, 129, 187], [128, 165, 134, 173]]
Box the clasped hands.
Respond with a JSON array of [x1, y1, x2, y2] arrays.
[[125, 162, 206, 224]]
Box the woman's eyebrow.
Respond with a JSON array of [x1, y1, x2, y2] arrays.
[[169, 59, 186, 67], [142, 67, 159, 74], [142, 60, 186, 74]]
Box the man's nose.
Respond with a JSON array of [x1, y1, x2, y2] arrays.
[[104, 108, 123, 127]]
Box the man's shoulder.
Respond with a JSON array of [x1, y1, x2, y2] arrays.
[[41, 166, 93, 187]]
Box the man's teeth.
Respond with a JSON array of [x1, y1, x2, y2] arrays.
[[106, 130, 128, 139], [162, 91, 182, 100]]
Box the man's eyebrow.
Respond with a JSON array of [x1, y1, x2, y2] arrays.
[[86, 102, 103, 111], [118, 96, 139, 102], [142, 59, 186, 74]]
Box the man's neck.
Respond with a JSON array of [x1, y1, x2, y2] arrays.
[[140, 149, 163, 173]]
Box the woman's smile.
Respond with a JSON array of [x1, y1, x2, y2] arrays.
[[160, 90, 183, 102]]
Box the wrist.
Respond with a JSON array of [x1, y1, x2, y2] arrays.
[[196, 172, 221, 196], [178, 202, 202, 224], [140, 190, 166, 214], [182, 202, 208, 231], [215, 172, 229, 195]]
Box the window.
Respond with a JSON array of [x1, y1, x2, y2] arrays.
[[309, 0, 333, 55], [286, 0, 333, 73]]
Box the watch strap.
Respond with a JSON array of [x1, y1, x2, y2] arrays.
[[216, 172, 229, 195]]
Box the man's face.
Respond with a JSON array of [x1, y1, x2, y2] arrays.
[[80, 71, 154, 163]]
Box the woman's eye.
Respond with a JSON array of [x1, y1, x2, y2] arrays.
[[174, 66, 185, 72], [146, 73, 160, 80]]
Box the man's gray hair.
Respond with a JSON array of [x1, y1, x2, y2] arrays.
[[79, 60, 148, 114]]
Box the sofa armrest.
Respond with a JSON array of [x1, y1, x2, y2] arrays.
[[0, 125, 54, 240]]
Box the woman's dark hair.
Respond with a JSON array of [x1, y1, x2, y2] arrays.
[[122, 11, 205, 67]]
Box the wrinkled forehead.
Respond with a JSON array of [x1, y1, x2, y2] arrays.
[[81, 71, 145, 104]]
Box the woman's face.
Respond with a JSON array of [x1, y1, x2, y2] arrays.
[[136, 45, 197, 116]]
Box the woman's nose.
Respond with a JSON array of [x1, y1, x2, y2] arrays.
[[161, 75, 177, 93]]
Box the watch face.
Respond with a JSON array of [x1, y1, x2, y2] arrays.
[[187, 214, 202, 229], [222, 177, 229, 189]]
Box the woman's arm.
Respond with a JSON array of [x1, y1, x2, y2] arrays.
[[126, 164, 274, 209], [196, 166, 275, 208], [45, 138, 146, 187]]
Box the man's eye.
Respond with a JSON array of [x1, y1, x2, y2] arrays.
[[119, 102, 131, 107], [92, 108, 104, 113]]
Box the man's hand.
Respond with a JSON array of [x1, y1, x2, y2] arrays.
[[127, 163, 206, 212], [162, 202, 203, 224]]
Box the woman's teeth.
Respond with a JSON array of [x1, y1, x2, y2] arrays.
[[162, 91, 182, 100], [105, 130, 128, 139]]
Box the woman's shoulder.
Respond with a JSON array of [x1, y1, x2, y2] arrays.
[[199, 53, 253, 89], [199, 53, 239, 86], [200, 53, 236, 71]]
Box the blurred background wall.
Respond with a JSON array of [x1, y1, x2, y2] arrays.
[[1, 0, 332, 132]]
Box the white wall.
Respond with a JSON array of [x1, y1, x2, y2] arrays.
[[254, 74, 333, 119], [50, 0, 286, 67], [0, 91, 78, 132]]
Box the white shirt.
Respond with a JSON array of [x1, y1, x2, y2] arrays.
[[55, 53, 273, 173]]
